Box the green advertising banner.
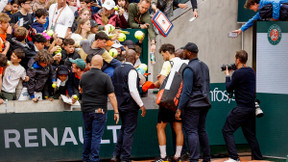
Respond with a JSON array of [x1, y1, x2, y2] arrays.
[[0, 83, 250, 161]]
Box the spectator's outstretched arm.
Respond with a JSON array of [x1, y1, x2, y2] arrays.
[[240, 12, 261, 32]]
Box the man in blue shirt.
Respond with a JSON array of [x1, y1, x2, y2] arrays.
[[232, 0, 288, 37], [222, 50, 263, 162], [175, 42, 211, 162]]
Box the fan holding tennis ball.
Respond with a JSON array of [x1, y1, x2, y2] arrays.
[[134, 30, 144, 40], [118, 33, 126, 42], [109, 48, 118, 58]]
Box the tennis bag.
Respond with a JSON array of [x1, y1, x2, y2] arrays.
[[156, 61, 187, 112]]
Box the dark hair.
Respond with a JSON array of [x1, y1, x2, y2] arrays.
[[80, 0, 91, 3], [244, 0, 260, 9], [159, 43, 175, 54], [18, 0, 31, 6], [13, 48, 25, 60], [235, 50, 248, 64], [0, 54, 7, 67], [63, 38, 75, 46], [115, 0, 129, 11], [86, 54, 93, 64], [35, 9, 48, 18], [134, 45, 142, 54], [32, 34, 47, 43], [34, 49, 54, 64], [11, 0, 18, 5], [95, 32, 110, 41]]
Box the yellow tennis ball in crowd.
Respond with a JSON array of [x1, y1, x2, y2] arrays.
[[134, 30, 144, 40], [109, 48, 118, 58], [139, 63, 148, 72], [105, 24, 115, 33], [72, 95, 79, 100], [118, 33, 126, 42], [7, 61, 11, 66], [46, 30, 54, 37], [52, 83, 57, 88], [114, 6, 119, 11]]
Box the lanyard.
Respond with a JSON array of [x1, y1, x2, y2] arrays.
[[50, 5, 65, 29]]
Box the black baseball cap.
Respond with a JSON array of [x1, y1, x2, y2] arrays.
[[182, 42, 199, 54], [57, 65, 69, 75], [122, 40, 135, 49]]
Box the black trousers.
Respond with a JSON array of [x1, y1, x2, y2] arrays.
[[113, 110, 138, 162], [222, 106, 263, 160]]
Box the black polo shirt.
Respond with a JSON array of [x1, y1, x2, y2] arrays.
[[79, 68, 114, 112]]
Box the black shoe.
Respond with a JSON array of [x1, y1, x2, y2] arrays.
[[181, 153, 190, 161], [110, 156, 120, 162]]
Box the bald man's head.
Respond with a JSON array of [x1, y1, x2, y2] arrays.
[[125, 49, 137, 65], [91, 55, 103, 69]]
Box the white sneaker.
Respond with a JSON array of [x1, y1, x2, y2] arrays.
[[224, 158, 240, 162]]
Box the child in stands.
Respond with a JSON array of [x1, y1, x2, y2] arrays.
[[26, 49, 56, 102], [1, 48, 29, 100]]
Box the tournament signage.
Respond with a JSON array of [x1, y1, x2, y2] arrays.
[[267, 24, 282, 45], [254, 21, 288, 159], [255, 21, 288, 95]]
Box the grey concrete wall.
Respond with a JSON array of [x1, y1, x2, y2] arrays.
[[151, 0, 254, 83]]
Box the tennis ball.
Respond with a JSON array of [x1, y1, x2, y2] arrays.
[[52, 83, 57, 88], [114, 6, 119, 11], [46, 30, 54, 37], [54, 46, 62, 54], [134, 30, 144, 40], [118, 33, 126, 42], [105, 24, 115, 33], [139, 63, 148, 72], [109, 48, 118, 58], [72, 95, 79, 100], [7, 61, 11, 66]]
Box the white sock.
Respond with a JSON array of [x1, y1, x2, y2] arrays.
[[174, 146, 183, 158], [159, 145, 166, 159]]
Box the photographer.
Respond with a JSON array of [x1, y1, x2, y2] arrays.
[[222, 50, 263, 162]]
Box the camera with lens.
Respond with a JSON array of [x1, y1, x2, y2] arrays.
[[255, 99, 264, 118], [221, 63, 237, 71]]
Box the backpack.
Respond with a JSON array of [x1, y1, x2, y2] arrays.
[[156, 60, 187, 112]]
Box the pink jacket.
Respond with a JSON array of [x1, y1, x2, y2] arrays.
[[92, 13, 128, 29]]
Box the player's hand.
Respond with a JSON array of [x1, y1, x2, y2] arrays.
[[114, 113, 119, 124], [175, 109, 181, 120], [140, 106, 146, 117], [193, 10, 198, 18]]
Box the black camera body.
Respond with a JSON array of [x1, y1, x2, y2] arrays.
[[221, 63, 237, 71]]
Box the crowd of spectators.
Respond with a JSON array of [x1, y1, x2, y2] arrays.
[[0, 0, 196, 104]]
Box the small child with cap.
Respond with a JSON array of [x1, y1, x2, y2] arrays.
[[53, 65, 70, 99]]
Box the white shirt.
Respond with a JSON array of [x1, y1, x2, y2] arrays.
[[48, 3, 75, 29], [126, 62, 144, 107], [2, 64, 26, 93]]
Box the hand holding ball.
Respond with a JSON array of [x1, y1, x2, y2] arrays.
[[134, 30, 144, 40], [109, 48, 118, 58], [118, 33, 126, 42]]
